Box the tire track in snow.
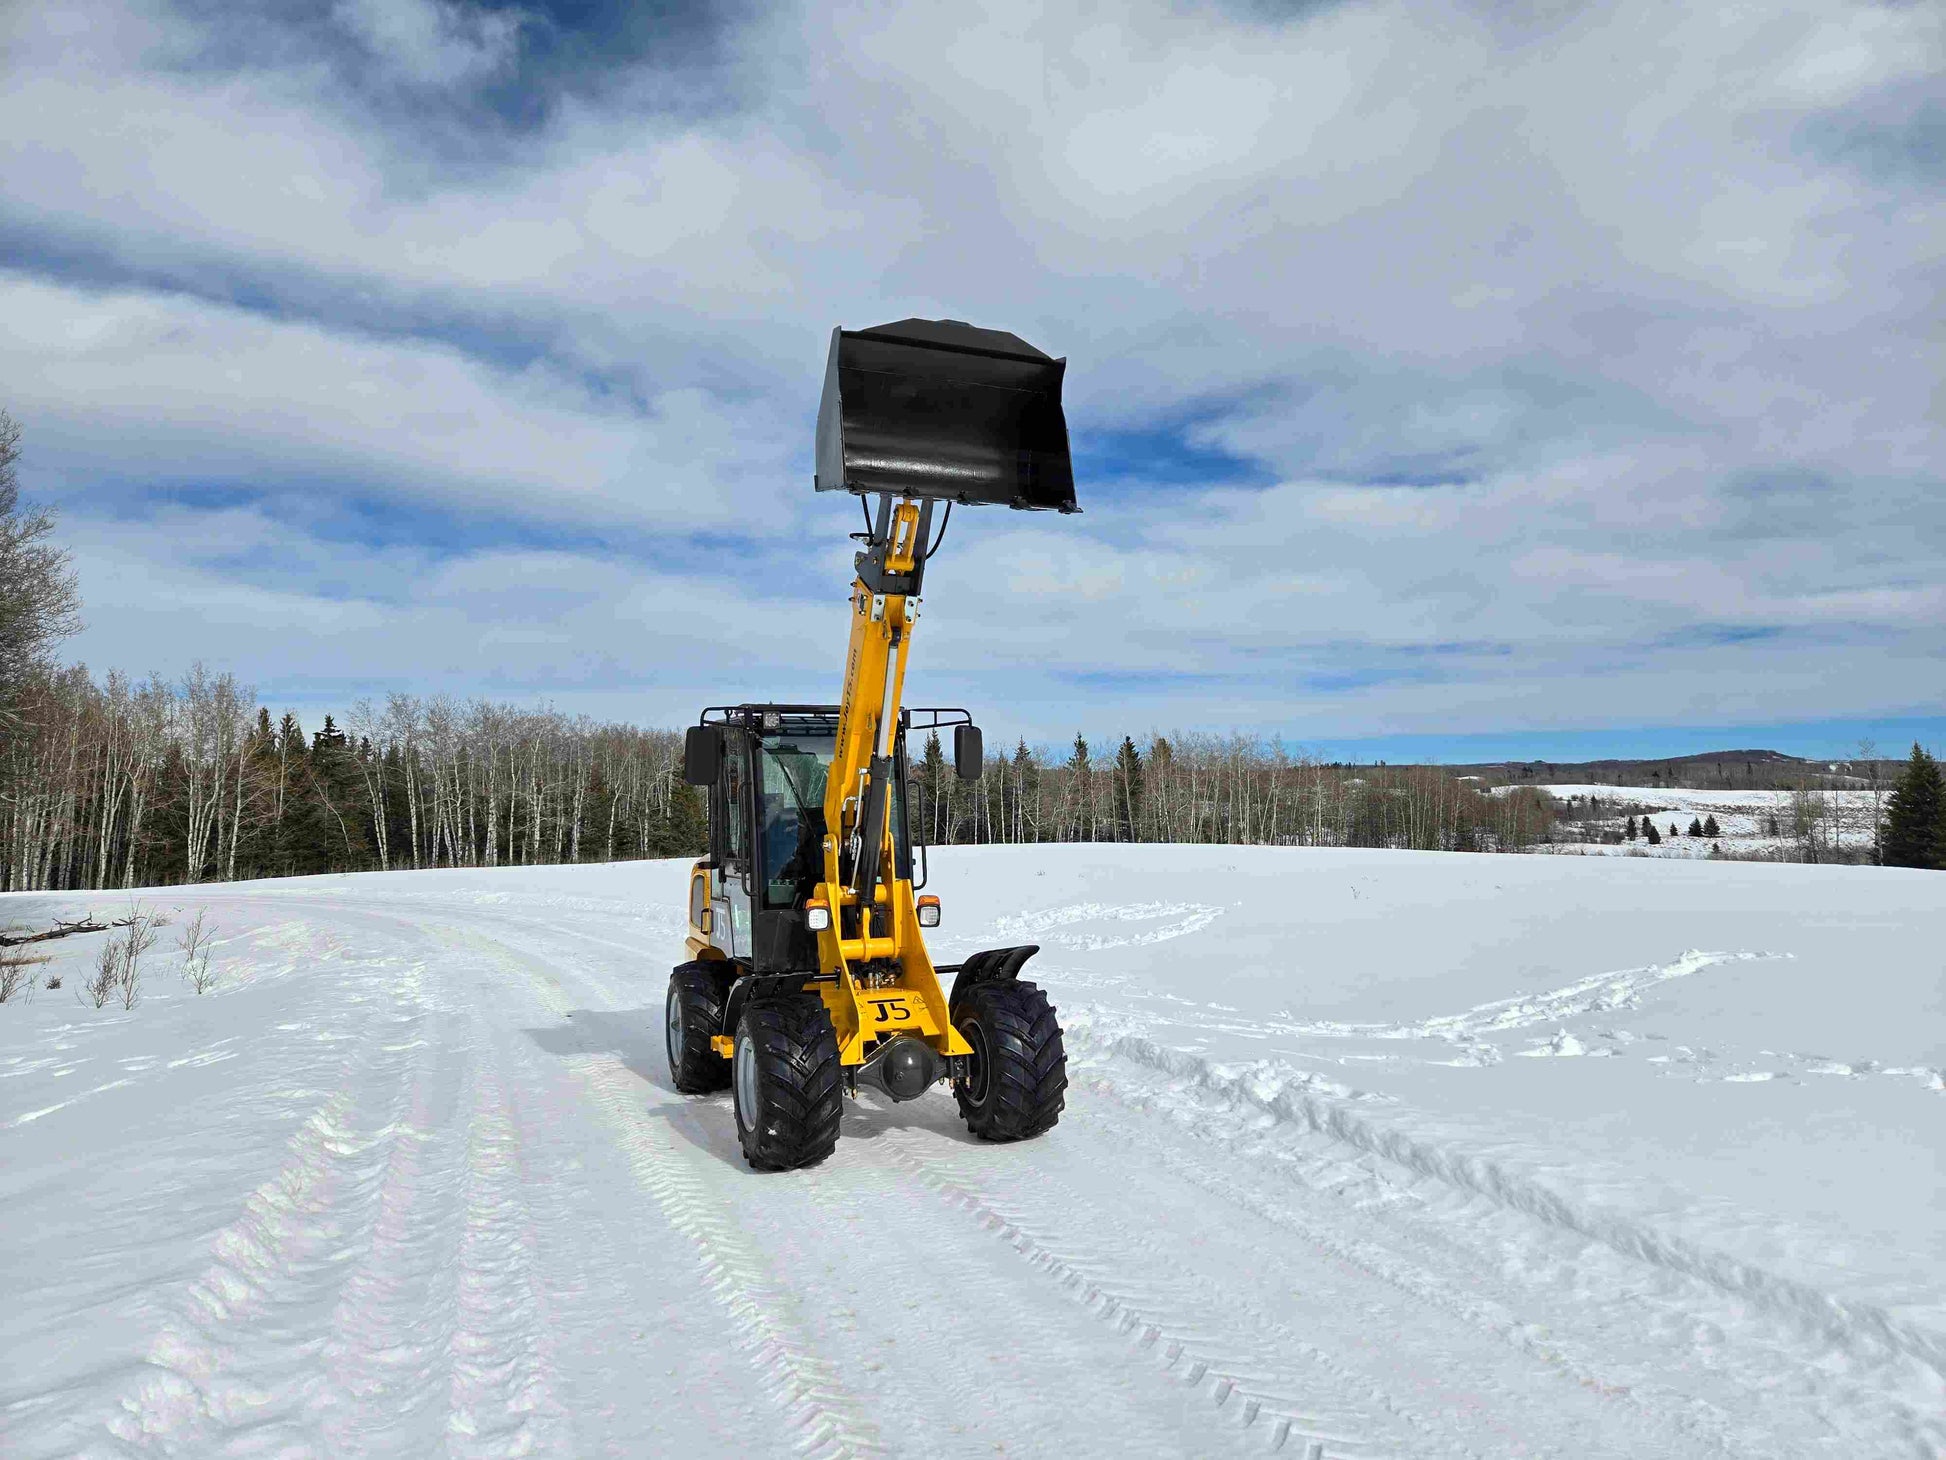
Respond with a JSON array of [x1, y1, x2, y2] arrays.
[[865, 1125, 1412, 1460], [989, 900, 1226, 951], [1073, 1023, 1946, 1394], [89, 907, 574, 1460], [1265, 950, 1780, 1045], [445, 1058, 571, 1459], [387, 906, 880, 1456], [1064, 1073, 1746, 1458], [568, 1054, 884, 1460], [1068, 1022, 1946, 1455], [104, 1036, 431, 1454], [757, 1125, 1273, 1459], [314, 1014, 471, 1459], [399, 903, 865, 1458]]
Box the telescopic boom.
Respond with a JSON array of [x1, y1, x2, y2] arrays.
[[813, 319, 1076, 948]]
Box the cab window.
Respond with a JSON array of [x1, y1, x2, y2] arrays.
[[724, 738, 747, 867], [758, 735, 832, 909]]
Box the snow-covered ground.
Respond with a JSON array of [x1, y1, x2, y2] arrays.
[[2, 847, 1941, 1459], [1510, 784, 1883, 859]]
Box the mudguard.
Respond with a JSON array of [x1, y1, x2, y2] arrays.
[[945, 944, 1041, 1010]]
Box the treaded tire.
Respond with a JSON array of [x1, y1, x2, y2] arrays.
[[732, 994, 842, 1171], [952, 979, 1066, 1141], [666, 962, 730, 1093]]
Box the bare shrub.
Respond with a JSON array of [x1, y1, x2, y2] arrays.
[[0, 948, 32, 1003], [78, 905, 160, 1010], [85, 938, 120, 1008], [179, 908, 217, 994], [116, 908, 159, 1009], [1790, 784, 1838, 865]]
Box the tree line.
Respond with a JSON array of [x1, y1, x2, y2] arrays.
[[1, 673, 1563, 894], [1, 664, 701, 892], [2, 404, 1938, 887], [915, 731, 1557, 853]]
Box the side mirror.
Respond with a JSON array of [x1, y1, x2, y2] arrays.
[[953, 723, 983, 782], [683, 725, 722, 787]]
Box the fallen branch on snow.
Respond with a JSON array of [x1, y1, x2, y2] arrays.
[[0, 915, 137, 948]]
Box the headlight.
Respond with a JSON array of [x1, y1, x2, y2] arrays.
[[805, 900, 831, 932], [916, 895, 940, 928]]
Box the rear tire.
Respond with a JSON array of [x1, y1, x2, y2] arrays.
[[952, 979, 1066, 1141], [732, 994, 843, 1171], [666, 962, 730, 1093]]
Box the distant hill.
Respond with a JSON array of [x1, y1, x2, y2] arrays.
[[1430, 749, 1896, 792]]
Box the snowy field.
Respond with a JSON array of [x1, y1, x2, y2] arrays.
[[1512, 784, 1882, 859], [2, 847, 1942, 1459]]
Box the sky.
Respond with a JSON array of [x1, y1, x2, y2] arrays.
[[1, 0, 1941, 762]]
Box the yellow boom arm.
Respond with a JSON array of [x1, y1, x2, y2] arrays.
[[807, 497, 965, 1065]]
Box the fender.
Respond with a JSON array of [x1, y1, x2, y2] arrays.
[[943, 944, 1040, 1010], [720, 970, 823, 1042]]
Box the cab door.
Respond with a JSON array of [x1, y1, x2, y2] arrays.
[[710, 730, 755, 960]]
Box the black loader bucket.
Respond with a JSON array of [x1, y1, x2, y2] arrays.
[[814, 318, 1077, 512]]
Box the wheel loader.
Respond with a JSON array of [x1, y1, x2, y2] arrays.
[[667, 318, 1078, 1170]]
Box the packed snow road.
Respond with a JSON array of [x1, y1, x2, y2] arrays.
[[3, 848, 1942, 1458]]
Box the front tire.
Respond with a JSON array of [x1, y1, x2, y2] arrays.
[[666, 962, 730, 1093], [732, 994, 843, 1171], [953, 980, 1067, 1141]]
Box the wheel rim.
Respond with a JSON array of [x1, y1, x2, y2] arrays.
[[958, 1015, 991, 1106], [666, 987, 684, 1070], [734, 1028, 760, 1127]]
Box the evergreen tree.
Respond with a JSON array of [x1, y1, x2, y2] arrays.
[[1687, 817, 1703, 837], [1010, 738, 1038, 842], [305, 714, 370, 870], [1668, 823, 1678, 839], [1625, 815, 1637, 840], [381, 742, 412, 863], [920, 730, 947, 842], [1066, 733, 1091, 840], [272, 713, 324, 874], [1702, 814, 1720, 838], [1882, 743, 1945, 870], [1113, 735, 1143, 841], [650, 779, 707, 857], [237, 708, 281, 877], [1644, 819, 1662, 845]]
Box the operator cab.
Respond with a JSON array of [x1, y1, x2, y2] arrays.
[[684, 704, 978, 976]]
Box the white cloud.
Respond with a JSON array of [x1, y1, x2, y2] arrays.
[[0, 271, 795, 532], [332, 0, 526, 89], [2, 0, 1941, 743]]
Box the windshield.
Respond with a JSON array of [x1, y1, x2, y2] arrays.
[[758, 735, 833, 909]]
